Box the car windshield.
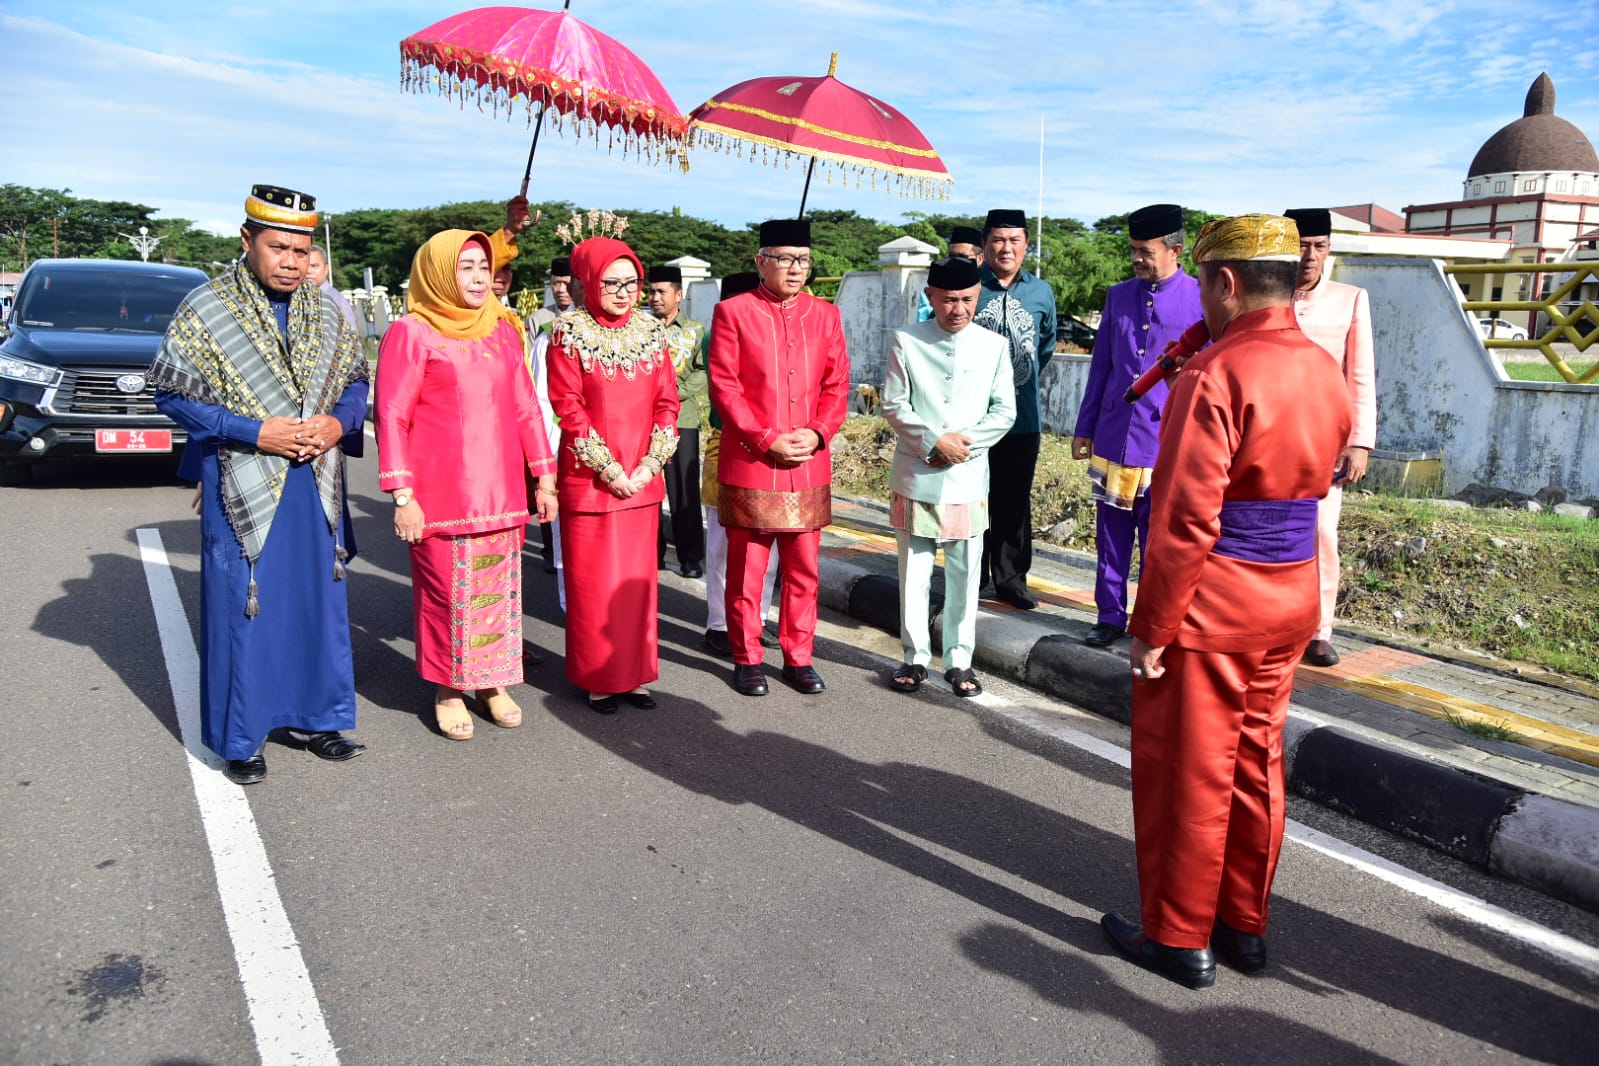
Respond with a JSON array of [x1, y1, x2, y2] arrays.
[[13, 267, 200, 334]]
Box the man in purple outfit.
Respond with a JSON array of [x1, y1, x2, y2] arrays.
[[1071, 204, 1203, 647]]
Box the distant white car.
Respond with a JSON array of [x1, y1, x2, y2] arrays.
[[1476, 317, 1529, 341]]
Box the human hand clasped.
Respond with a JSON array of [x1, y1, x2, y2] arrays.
[[929, 432, 973, 468], [765, 430, 818, 467], [258, 415, 340, 461]]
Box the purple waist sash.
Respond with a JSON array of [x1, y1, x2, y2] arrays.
[[1213, 498, 1318, 563]]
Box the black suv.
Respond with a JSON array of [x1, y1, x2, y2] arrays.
[[0, 258, 207, 484]]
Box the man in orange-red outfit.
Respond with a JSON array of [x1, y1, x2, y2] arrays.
[[708, 219, 851, 697], [1101, 214, 1352, 990]]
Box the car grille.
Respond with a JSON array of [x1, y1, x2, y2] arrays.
[[55, 367, 161, 416]]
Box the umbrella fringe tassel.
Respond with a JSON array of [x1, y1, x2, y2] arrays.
[[399, 57, 691, 171]]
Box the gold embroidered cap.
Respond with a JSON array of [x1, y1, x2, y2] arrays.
[[245, 185, 319, 233], [1192, 214, 1300, 264]]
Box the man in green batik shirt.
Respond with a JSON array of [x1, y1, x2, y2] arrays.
[[648, 264, 709, 577]]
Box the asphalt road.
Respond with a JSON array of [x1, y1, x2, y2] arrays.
[[2, 451, 1597, 1066]]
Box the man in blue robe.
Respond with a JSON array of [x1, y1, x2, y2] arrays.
[[1071, 204, 1204, 647], [151, 185, 369, 785]]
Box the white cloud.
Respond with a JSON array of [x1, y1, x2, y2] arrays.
[[4, 2, 1597, 240]]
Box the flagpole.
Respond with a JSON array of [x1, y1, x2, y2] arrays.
[[1035, 115, 1045, 276]]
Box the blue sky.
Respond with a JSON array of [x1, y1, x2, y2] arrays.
[[4, 1, 1596, 237]]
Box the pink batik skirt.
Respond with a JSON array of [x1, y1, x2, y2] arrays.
[[410, 527, 525, 690]]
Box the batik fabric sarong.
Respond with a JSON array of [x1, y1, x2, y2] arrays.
[[411, 528, 525, 690]]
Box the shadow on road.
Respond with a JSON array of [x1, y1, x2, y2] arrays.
[[547, 667, 1599, 1062]]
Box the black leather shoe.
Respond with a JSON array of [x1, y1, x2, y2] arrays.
[[680, 563, 705, 579], [623, 690, 658, 709], [759, 623, 781, 649], [1000, 586, 1038, 610], [1302, 639, 1341, 667], [781, 664, 826, 694], [587, 693, 619, 715], [732, 664, 768, 696], [1212, 917, 1268, 974], [704, 628, 733, 655], [1101, 911, 1216, 990], [523, 642, 545, 666], [224, 754, 266, 785], [301, 732, 366, 762], [1084, 622, 1126, 648]]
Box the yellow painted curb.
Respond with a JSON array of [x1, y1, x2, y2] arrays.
[[1330, 675, 1599, 768]]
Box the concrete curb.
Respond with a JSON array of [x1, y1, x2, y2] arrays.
[[820, 553, 1599, 913]]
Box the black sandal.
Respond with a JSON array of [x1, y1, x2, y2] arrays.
[[945, 667, 982, 698], [890, 663, 927, 692]]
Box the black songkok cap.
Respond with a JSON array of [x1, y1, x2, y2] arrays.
[[984, 208, 1027, 232], [721, 272, 760, 298], [926, 256, 980, 291], [948, 225, 984, 247], [647, 265, 683, 285], [550, 257, 572, 276], [1128, 203, 1185, 241], [758, 218, 811, 247], [1284, 208, 1332, 238]]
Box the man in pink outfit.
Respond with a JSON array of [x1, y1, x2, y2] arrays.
[[1284, 208, 1377, 668]]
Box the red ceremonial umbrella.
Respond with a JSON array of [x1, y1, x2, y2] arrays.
[[400, 2, 689, 196], [688, 53, 952, 216]]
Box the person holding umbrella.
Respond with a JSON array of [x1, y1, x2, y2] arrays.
[[546, 235, 681, 714], [708, 220, 851, 697]]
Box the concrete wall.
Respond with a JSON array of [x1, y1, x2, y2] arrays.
[[1338, 257, 1598, 498]]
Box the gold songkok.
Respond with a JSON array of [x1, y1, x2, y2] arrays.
[[244, 185, 319, 233], [1192, 214, 1300, 264]]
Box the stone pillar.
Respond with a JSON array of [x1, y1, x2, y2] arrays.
[[666, 255, 711, 284], [866, 235, 937, 385]]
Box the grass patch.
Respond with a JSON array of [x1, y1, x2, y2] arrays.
[[1442, 710, 1521, 742], [1503, 359, 1597, 383], [832, 416, 1599, 682]]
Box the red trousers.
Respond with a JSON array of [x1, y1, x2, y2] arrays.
[[725, 527, 820, 666], [1131, 639, 1304, 949]]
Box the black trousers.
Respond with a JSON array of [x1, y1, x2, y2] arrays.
[[981, 431, 1040, 593], [657, 427, 704, 568]]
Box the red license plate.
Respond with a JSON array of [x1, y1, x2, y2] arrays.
[[95, 429, 173, 453]]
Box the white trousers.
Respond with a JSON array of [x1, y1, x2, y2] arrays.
[[896, 530, 981, 671], [1315, 484, 1342, 641], [704, 504, 777, 630]]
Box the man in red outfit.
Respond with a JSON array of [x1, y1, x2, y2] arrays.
[[1101, 214, 1352, 989], [707, 219, 851, 696]]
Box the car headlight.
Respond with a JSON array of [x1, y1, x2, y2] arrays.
[[0, 355, 61, 387]]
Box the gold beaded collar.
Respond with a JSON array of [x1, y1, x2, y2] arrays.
[[552, 308, 667, 380]]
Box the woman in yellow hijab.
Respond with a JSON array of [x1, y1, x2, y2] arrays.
[[375, 230, 557, 741]]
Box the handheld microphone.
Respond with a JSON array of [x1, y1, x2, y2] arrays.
[[1123, 320, 1211, 403]]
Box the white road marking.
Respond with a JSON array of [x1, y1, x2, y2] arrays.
[[959, 684, 1599, 978], [137, 529, 341, 1066]]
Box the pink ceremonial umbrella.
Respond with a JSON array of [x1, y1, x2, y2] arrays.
[[689, 53, 952, 216], [401, 3, 690, 195]]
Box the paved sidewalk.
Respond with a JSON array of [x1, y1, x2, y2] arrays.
[[820, 495, 1599, 913]]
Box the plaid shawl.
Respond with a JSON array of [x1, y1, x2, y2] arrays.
[[149, 260, 368, 563]]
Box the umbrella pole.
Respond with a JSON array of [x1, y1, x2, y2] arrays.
[[797, 157, 818, 218], [519, 101, 550, 199]]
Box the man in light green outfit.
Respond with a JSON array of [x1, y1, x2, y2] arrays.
[[880, 257, 1016, 697]]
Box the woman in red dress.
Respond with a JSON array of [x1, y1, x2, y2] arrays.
[[376, 229, 557, 740], [546, 236, 680, 713]]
